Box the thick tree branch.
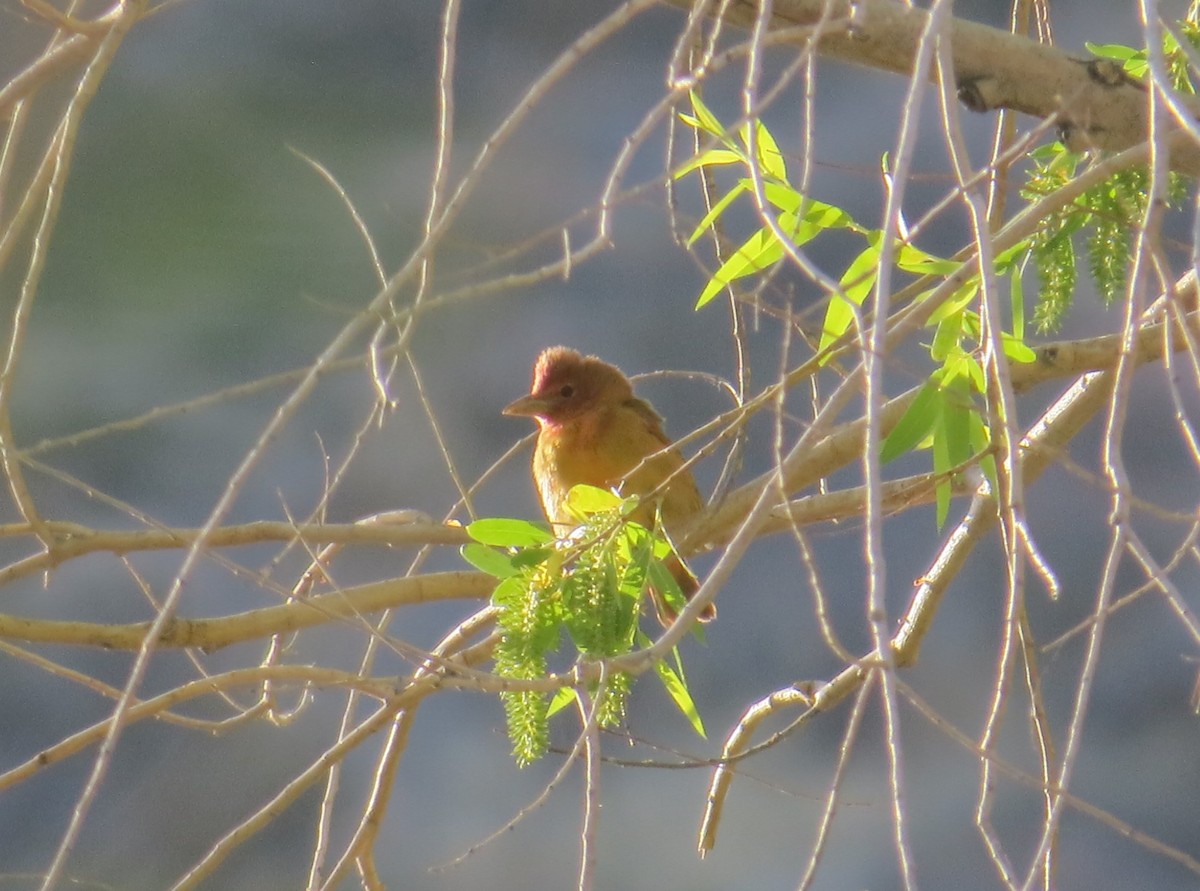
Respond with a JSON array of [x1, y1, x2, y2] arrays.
[[692, 304, 1200, 552], [663, 0, 1200, 172], [0, 571, 495, 651]]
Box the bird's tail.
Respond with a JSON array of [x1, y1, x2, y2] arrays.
[[650, 553, 716, 626]]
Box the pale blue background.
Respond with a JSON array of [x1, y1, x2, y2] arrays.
[[0, 2, 1196, 889]]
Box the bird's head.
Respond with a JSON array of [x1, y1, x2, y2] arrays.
[[503, 346, 633, 426]]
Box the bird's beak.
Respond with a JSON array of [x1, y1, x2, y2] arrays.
[[502, 394, 548, 418]]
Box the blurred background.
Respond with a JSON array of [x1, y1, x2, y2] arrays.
[[1, 1, 1198, 888]]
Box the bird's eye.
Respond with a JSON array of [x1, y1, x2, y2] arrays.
[[559, 384, 575, 398]]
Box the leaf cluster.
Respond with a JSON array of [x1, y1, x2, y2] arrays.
[[676, 93, 1034, 526], [1015, 27, 1199, 330], [463, 485, 704, 765], [1020, 143, 1185, 331], [672, 75, 1198, 524]]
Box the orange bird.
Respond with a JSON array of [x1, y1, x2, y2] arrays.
[[503, 346, 714, 622]]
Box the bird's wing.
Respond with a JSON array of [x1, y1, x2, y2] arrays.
[[614, 400, 704, 525], [622, 396, 670, 445]]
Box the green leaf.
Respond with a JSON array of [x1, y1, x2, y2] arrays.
[[686, 181, 748, 245], [696, 226, 783, 308], [925, 280, 979, 327], [647, 557, 687, 619], [512, 547, 554, 570], [993, 240, 1030, 274], [751, 182, 856, 234], [774, 209, 811, 246], [839, 238, 883, 304], [1010, 267, 1025, 340], [655, 658, 706, 738], [881, 380, 941, 463], [674, 148, 744, 178], [1085, 42, 1140, 61], [1001, 331, 1036, 364], [546, 685, 577, 718], [490, 574, 530, 611], [932, 376, 973, 528], [741, 118, 786, 180], [777, 201, 855, 247], [930, 313, 963, 363], [818, 295, 857, 355], [933, 468, 953, 528], [467, 518, 554, 547], [940, 387, 973, 464], [931, 402, 953, 529], [805, 200, 857, 231], [897, 243, 958, 276], [961, 353, 986, 394], [685, 91, 726, 138], [969, 410, 997, 496], [818, 238, 881, 354], [754, 179, 803, 213], [1026, 141, 1066, 163], [461, 543, 520, 578], [565, 483, 622, 518]]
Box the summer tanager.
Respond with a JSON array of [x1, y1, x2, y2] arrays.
[[503, 346, 714, 622]]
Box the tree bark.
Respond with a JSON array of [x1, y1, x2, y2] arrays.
[[664, 0, 1200, 172]]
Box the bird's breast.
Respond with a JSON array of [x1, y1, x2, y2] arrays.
[[533, 415, 626, 524], [532, 406, 701, 530]]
